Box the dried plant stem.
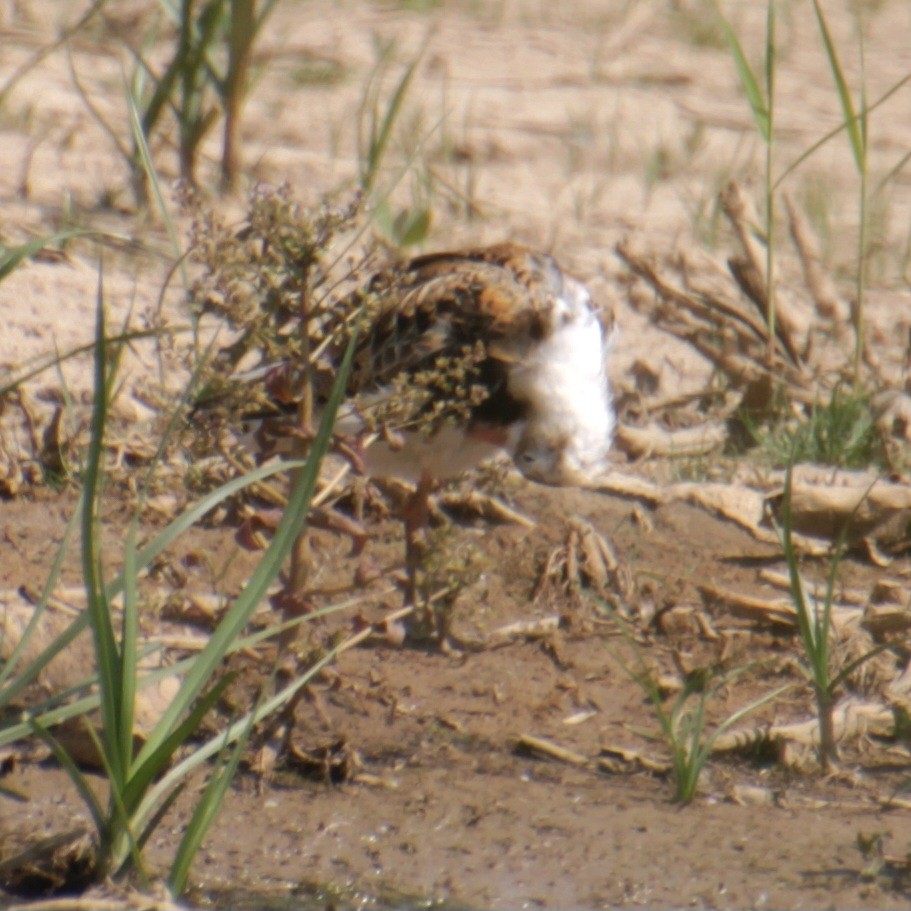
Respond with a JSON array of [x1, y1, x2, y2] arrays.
[[784, 193, 846, 323]]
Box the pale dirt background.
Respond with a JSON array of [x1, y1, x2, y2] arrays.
[[2, 1, 911, 908]]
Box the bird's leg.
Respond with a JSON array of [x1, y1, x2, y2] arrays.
[[402, 472, 435, 607]]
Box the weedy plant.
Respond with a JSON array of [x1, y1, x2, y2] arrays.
[[1, 267, 358, 893], [622, 654, 787, 804], [132, 0, 282, 193], [714, 0, 911, 379], [741, 382, 883, 470], [71, 0, 280, 203], [356, 35, 434, 247], [775, 460, 885, 772], [182, 182, 372, 415]]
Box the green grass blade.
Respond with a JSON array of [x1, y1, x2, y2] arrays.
[[123, 674, 235, 810], [0, 230, 91, 281], [1, 653, 169, 749], [713, 0, 770, 141], [874, 148, 911, 197], [134, 783, 186, 853], [30, 718, 109, 846], [819, 477, 879, 691], [195, 0, 231, 87], [126, 80, 187, 288], [80, 722, 149, 882], [0, 326, 178, 399], [1, 600, 360, 748], [775, 74, 911, 190], [764, 2, 775, 117], [357, 39, 389, 191], [817, 514, 849, 657], [367, 53, 420, 190], [119, 521, 139, 771], [132, 331, 358, 770], [133, 47, 179, 140], [0, 505, 80, 695], [831, 643, 889, 692], [706, 683, 791, 749], [0, 663, 102, 748], [0, 460, 328, 739], [812, 0, 864, 171], [358, 36, 429, 194], [82, 276, 126, 785], [133, 636, 345, 828], [168, 699, 257, 893], [0, 459, 299, 725], [778, 461, 818, 661], [123, 458, 305, 589], [0, 0, 107, 107]]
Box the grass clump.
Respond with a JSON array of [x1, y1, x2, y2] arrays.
[[0, 276, 357, 896], [623, 656, 787, 804], [740, 383, 884, 469], [0, 179, 377, 897], [715, 0, 911, 381], [129, 0, 281, 194], [356, 35, 434, 248], [68, 0, 280, 202], [775, 462, 886, 771]]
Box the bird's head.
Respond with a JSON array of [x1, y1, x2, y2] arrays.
[[513, 427, 610, 487]]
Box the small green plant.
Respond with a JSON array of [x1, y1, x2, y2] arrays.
[[624, 658, 787, 803], [74, 0, 282, 202], [716, 0, 911, 380], [741, 382, 883, 469], [356, 35, 434, 247], [775, 461, 885, 771], [357, 36, 424, 195], [2, 270, 357, 893]]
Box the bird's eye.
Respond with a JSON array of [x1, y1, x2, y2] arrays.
[[520, 452, 536, 463]]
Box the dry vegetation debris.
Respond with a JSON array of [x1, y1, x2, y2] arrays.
[[2, 0, 911, 907]]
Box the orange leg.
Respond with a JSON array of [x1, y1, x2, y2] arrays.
[[402, 472, 435, 606]]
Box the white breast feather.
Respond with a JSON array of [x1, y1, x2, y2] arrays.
[[508, 279, 614, 482]]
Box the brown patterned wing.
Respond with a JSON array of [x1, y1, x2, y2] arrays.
[[350, 250, 553, 393], [403, 242, 571, 310], [346, 247, 561, 432]]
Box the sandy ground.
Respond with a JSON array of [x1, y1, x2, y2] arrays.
[[2, 0, 911, 908]]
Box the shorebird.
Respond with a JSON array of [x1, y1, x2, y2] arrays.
[[239, 242, 616, 605]]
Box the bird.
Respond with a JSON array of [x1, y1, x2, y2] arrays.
[[234, 242, 616, 606]]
